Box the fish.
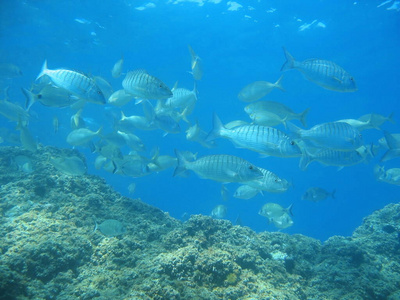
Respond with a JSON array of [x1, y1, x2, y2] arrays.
[[299, 145, 372, 170], [117, 131, 146, 152], [66, 127, 102, 146], [249, 110, 287, 127], [12, 155, 34, 173], [128, 183, 136, 194], [259, 203, 293, 220], [188, 45, 203, 80], [238, 75, 284, 102], [221, 184, 229, 201], [0, 63, 23, 78], [16, 119, 37, 152], [244, 166, 290, 193], [111, 55, 124, 78], [164, 82, 197, 111], [94, 155, 108, 170], [22, 86, 79, 109], [288, 121, 363, 151], [52, 116, 59, 134], [186, 121, 216, 148], [95, 219, 126, 237], [374, 165, 400, 186], [122, 69, 172, 100], [244, 101, 310, 127], [108, 89, 135, 106], [0, 97, 30, 124], [118, 111, 157, 132], [233, 185, 260, 200], [358, 113, 395, 128], [93, 76, 114, 100], [142, 100, 181, 135], [207, 114, 302, 157], [36, 60, 106, 104], [49, 155, 86, 176], [381, 131, 400, 162], [281, 47, 357, 92], [112, 155, 151, 177], [271, 213, 294, 229], [211, 205, 227, 219], [173, 150, 263, 183], [302, 187, 336, 202]]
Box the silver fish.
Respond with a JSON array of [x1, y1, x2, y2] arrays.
[[66, 127, 102, 146], [122, 69, 172, 100], [245, 167, 290, 193], [289, 121, 363, 151], [0, 98, 30, 124], [111, 55, 124, 78], [0, 63, 23, 78], [22, 86, 79, 109], [374, 165, 400, 186], [211, 204, 227, 219], [281, 47, 357, 92], [50, 156, 86, 176], [173, 150, 263, 183], [302, 187, 336, 202], [207, 114, 302, 157], [36, 60, 106, 104], [108, 89, 135, 106], [96, 219, 126, 237], [188, 45, 203, 80], [233, 185, 260, 200], [272, 213, 294, 229], [238, 76, 284, 102], [259, 203, 293, 221], [381, 131, 400, 162]]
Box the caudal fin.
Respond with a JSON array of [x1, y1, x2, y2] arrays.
[[205, 113, 225, 142], [274, 75, 285, 92], [21, 88, 36, 111], [299, 108, 310, 128], [36, 60, 48, 81], [173, 149, 190, 177], [280, 47, 296, 72]]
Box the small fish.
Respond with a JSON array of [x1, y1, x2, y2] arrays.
[[66, 127, 102, 146], [381, 131, 400, 162], [128, 183, 136, 194], [374, 165, 400, 186], [111, 55, 124, 78], [173, 150, 263, 183], [95, 219, 126, 237], [249, 110, 287, 127], [13, 155, 34, 173], [50, 155, 86, 176], [118, 111, 157, 132], [281, 47, 357, 92], [117, 131, 146, 152], [122, 69, 172, 100], [112, 155, 151, 177], [238, 76, 284, 102], [207, 114, 302, 157], [358, 113, 395, 128], [211, 204, 227, 219], [302, 187, 336, 202], [22, 86, 78, 109], [108, 89, 135, 106], [16, 119, 37, 152], [186, 121, 216, 148], [0, 97, 30, 124], [164, 82, 197, 111], [288, 121, 363, 151], [233, 185, 260, 200], [188, 45, 203, 80], [244, 101, 309, 127], [272, 213, 294, 229], [36, 60, 106, 104], [259, 203, 293, 220], [94, 155, 107, 170], [0, 63, 23, 79], [52, 116, 59, 134], [221, 184, 229, 201]]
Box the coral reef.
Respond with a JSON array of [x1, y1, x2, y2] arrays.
[[0, 145, 399, 300]]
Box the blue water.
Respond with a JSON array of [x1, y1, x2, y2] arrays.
[[1, 0, 399, 241]]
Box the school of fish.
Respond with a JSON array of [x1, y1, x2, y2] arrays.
[[0, 46, 397, 231]]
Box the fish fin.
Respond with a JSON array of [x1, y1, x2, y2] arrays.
[[280, 47, 295, 71], [96, 126, 103, 138], [332, 76, 342, 83], [299, 150, 312, 171], [135, 98, 143, 105], [380, 149, 400, 162], [173, 149, 189, 177], [286, 204, 294, 216], [286, 121, 302, 138], [206, 113, 225, 142], [383, 131, 398, 150], [21, 87, 36, 111], [299, 108, 310, 128], [336, 166, 344, 171], [331, 189, 336, 199], [36, 60, 48, 81], [172, 80, 179, 91], [387, 112, 395, 124], [162, 132, 169, 137], [274, 75, 285, 92]]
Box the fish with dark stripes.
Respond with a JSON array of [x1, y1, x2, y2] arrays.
[[36, 60, 106, 104], [206, 113, 302, 157], [281, 47, 357, 92], [122, 69, 172, 101], [173, 150, 263, 183]]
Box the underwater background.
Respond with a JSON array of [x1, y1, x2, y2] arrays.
[[1, 0, 400, 239]]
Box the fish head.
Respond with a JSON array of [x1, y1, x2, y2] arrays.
[[153, 81, 173, 99], [238, 163, 263, 182], [271, 177, 290, 192], [88, 85, 106, 104]]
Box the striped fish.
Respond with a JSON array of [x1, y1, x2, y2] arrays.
[[36, 60, 105, 104], [245, 167, 290, 193], [299, 145, 371, 170], [206, 114, 302, 157], [122, 70, 172, 101], [281, 47, 357, 92], [173, 150, 263, 183], [288, 121, 363, 151]]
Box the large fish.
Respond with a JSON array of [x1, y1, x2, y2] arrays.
[[288, 121, 363, 151], [122, 69, 172, 101], [173, 150, 263, 183], [36, 60, 106, 104], [207, 114, 302, 157], [281, 47, 357, 92]]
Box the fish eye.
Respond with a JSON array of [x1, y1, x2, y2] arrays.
[[38, 94, 42, 99], [249, 165, 254, 170], [97, 91, 102, 94], [290, 141, 295, 145]]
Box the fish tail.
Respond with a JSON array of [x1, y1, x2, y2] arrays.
[[206, 113, 225, 142], [387, 112, 395, 124], [286, 204, 294, 216], [274, 75, 285, 92], [331, 189, 336, 199], [21, 87, 36, 111], [286, 121, 302, 138], [96, 126, 103, 138], [36, 60, 48, 81], [299, 150, 312, 171], [142, 100, 155, 122], [280, 47, 296, 71], [173, 149, 190, 177], [299, 108, 310, 128]]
